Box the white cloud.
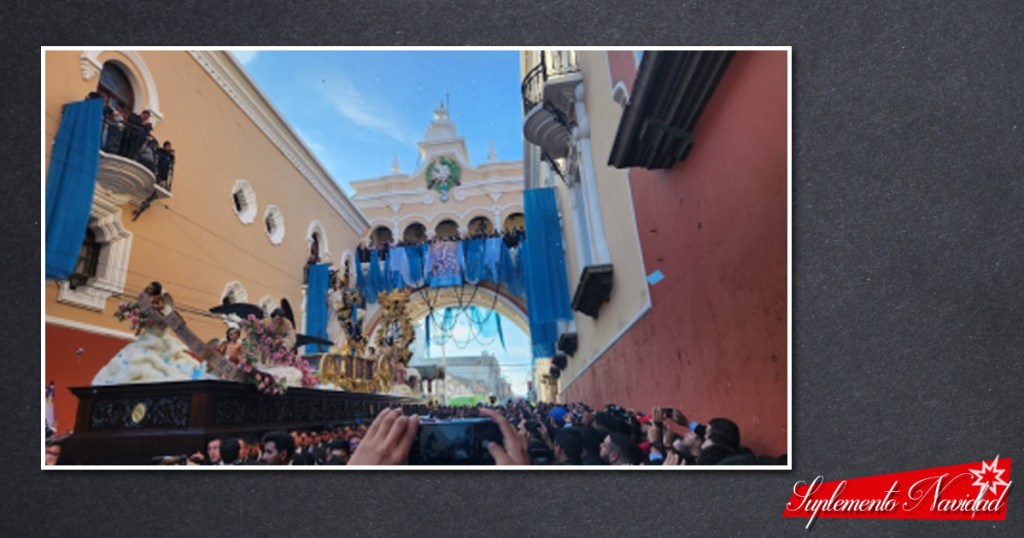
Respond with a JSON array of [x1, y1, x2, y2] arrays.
[[232, 51, 259, 66], [321, 75, 418, 146], [295, 127, 326, 154]]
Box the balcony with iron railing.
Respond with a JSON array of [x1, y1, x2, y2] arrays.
[[521, 51, 583, 160], [97, 116, 174, 211]]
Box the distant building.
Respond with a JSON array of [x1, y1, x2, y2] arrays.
[[412, 352, 512, 400]]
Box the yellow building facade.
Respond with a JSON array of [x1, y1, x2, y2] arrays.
[[520, 50, 650, 400], [44, 50, 369, 431]]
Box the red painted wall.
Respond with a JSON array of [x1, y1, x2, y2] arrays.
[[562, 51, 788, 457], [45, 324, 132, 435]]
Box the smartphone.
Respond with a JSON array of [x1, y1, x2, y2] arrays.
[[408, 418, 503, 465], [659, 408, 677, 421]]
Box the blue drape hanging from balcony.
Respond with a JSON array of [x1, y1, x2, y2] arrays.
[[406, 243, 426, 286], [45, 98, 104, 280], [367, 248, 383, 302], [463, 238, 486, 284], [304, 263, 330, 354], [522, 187, 573, 358], [356, 252, 368, 301], [501, 242, 523, 296], [484, 237, 503, 282]]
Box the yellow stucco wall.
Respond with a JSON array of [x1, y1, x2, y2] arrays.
[[44, 50, 368, 342], [520, 51, 650, 391]]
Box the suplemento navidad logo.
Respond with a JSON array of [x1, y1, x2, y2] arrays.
[[784, 457, 1012, 529]]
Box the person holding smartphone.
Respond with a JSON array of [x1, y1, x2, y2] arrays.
[[348, 407, 531, 465]]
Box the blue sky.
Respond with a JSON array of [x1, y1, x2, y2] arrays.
[[236, 50, 533, 395], [236, 50, 524, 194]]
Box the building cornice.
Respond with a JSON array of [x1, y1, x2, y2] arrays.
[[352, 176, 523, 201], [188, 51, 371, 235]]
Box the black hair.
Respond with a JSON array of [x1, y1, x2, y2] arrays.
[[221, 438, 241, 464], [327, 439, 350, 456], [261, 430, 295, 459], [580, 426, 604, 455], [708, 418, 740, 450], [606, 431, 641, 464], [555, 428, 583, 464]]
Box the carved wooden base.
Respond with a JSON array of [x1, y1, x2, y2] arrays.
[[65, 380, 409, 465]]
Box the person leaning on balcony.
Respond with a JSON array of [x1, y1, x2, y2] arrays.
[[123, 109, 153, 158], [138, 137, 158, 171], [156, 141, 175, 185], [104, 102, 125, 153]]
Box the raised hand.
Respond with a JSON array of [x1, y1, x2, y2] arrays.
[[348, 408, 420, 465], [479, 408, 530, 465]]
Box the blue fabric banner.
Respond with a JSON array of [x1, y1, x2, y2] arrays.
[[463, 238, 485, 284], [407, 244, 426, 286], [427, 241, 462, 287], [500, 242, 523, 296], [305, 264, 330, 353], [45, 98, 104, 280], [522, 187, 573, 358], [367, 248, 382, 302]]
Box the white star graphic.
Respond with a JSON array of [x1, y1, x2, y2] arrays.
[[969, 456, 1009, 497]]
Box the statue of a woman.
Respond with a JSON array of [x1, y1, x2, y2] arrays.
[[92, 282, 207, 385]]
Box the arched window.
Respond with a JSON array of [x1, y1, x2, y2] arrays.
[[371, 226, 393, 247], [468, 216, 494, 235], [504, 212, 524, 231], [98, 62, 135, 113], [435, 219, 459, 239], [403, 222, 427, 243]]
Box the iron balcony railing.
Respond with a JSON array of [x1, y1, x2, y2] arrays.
[[520, 51, 580, 114]]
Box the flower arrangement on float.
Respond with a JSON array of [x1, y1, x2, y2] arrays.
[[237, 315, 318, 395], [113, 302, 157, 333]]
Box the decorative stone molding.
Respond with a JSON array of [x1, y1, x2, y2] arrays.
[[57, 206, 133, 311], [365, 203, 526, 234], [264, 205, 285, 245], [231, 179, 258, 225], [96, 151, 169, 207], [353, 176, 521, 202], [221, 281, 249, 304], [354, 178, 523, 210], [188, 51, 370, 235], [80, 50, 164, 126]]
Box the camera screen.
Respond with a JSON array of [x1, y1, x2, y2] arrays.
[[408, 418, 503, 465]]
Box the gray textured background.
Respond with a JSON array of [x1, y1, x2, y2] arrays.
[[7, 1, 1023, 535]]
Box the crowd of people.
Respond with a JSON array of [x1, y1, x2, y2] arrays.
[[87, 92, 175, 188], [356, 226, 526, 263], [181, 424, 371, 466], [45, 399, 784, 466]]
